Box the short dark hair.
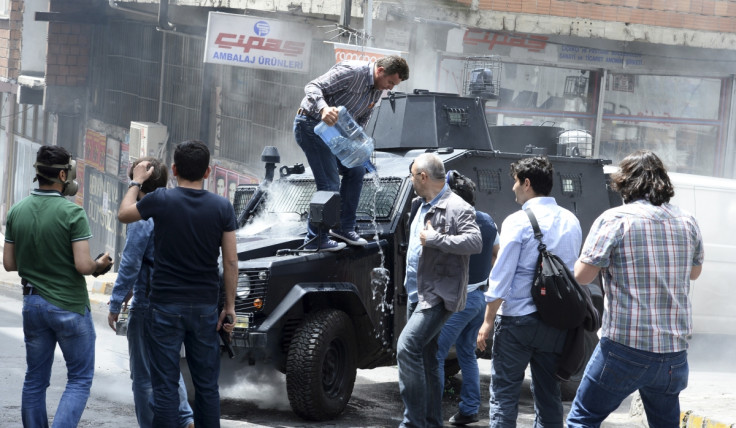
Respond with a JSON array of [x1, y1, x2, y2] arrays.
[[376, 55, 410, 81], [129, 156, 168, 193], [509, 156, 554, 196], [446, 170, 476, 206], [36, 145, 71, 186], [173, 140, 210, 182], [611, 150, 674, 206]]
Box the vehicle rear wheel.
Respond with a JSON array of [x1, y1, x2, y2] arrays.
[[286, 309, 357, 421]]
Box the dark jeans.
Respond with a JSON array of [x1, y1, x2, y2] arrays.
[[146, 302, 221, 428], [490, 313, 567, 428], [566, 337, 688, 428], [293, 114, 365, 238], [127, 307, 194, 428]]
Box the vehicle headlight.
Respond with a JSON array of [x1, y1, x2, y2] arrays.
[[237, 273, 251, 299]]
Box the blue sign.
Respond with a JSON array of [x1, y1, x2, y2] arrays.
[[254, 21, 270, 36]]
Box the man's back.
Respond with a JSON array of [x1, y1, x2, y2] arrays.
[[490, 196, 582, 316], [582, 199, 703, 351], [137, 186, 237, 304], [7, 191, 91, 313]]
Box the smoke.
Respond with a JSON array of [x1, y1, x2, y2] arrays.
[[238, 180, 308, 238], [219, 363, 291, 411]]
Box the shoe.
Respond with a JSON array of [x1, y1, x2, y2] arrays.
[[329, 229, 368, 246], [304, 237, 346, 252], [449, 411, 479, 426]]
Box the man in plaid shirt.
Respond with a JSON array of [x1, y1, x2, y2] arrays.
[[294, 55, 409, 251], [567, 150, 704, 428]]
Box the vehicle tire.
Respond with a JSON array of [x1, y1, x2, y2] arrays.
[[286, 309, 357, 421]]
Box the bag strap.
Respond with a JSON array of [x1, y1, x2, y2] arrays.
[[524, 208, 547, 252]]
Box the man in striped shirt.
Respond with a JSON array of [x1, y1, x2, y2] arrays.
[[294, 55, 409, 251], [567, 150, 704, 428]]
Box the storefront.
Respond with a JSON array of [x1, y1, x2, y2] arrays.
[[434, 28, 736, 178]]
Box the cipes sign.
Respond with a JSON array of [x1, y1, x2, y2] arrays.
[[204, 12, 311, 73]]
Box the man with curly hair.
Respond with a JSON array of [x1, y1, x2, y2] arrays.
[[567, 150, 704, 428]]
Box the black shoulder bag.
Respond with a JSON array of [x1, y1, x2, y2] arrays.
[[524, 208, 588, 330]]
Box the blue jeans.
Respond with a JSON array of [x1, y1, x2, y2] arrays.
[[436, 288, 486, 416], [294, 114, 365, 238], [566, 337, 689, 428], [128, 307, 194, 428], [397, 303, 452, 428], [490, 313, 567, 428], [146, 302, 221, 428], [21, 295, 96, 428]]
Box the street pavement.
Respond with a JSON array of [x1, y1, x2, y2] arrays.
[[1, 228, 735, 427]]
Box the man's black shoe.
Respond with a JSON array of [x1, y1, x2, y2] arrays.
[[449, 411, 479, 426]]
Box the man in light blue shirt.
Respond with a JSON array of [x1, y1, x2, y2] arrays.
[[476, 156, 582, 428]]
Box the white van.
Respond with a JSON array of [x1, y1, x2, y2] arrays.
[[601, 168, 736, 335], [668, 172, 736, 335]]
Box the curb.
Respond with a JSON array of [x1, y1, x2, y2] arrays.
[[681, 411, 735, 428]]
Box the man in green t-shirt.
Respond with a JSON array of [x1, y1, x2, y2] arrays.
[[3, 145, 113, 427]]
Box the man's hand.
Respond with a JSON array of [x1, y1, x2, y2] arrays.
[[107, 312, 119, 332], [420, 220, 435, 246], [477, 321, 492, 352], [132, 160, 154, 183], [217, 308, 236, 333], [320, 106, 339, 126]]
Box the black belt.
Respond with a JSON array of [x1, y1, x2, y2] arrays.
[[23, 286, 39, 295], [296, 108, 318, 120], [21, 278, 39, 295]]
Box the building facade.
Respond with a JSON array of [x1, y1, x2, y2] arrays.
[[1, 0, 735, 258]]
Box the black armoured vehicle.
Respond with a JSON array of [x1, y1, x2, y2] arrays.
[[199, 91, 614, 421]]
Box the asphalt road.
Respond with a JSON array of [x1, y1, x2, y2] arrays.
[[0, 285, 642, 427]]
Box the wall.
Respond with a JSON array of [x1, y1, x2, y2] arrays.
[[0, 0, 21, 80]]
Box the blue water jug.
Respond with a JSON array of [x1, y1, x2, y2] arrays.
[[314, 106, 374, 169]]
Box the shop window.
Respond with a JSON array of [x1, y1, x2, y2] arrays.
[[483, 64, 599, 145], [599, 74, 726, 176]]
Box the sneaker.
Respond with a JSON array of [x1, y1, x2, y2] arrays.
[[304, 237, 346, 252], [449, 411, 479, 426], [329, 229, 368, 246]]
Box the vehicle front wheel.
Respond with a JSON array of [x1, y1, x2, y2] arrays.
[[286, 309, 357, 421]]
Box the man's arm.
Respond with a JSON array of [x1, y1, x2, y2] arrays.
[[477, 299, 503, 352], [3, 242, 16, 272], [218, 230, 238, 332], [108, 222, 149, 331], [574, 260, 601, 285], [71, 240, 112, 276], [690, 265, 702, 280], [118, 161, 153, 224]]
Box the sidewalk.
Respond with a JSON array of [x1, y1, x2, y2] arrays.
[[1, 231, 734, 427]]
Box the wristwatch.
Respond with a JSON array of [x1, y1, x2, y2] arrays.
[[128, 181, 142, 189]]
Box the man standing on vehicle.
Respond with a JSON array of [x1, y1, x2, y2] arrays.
[[399, 153, 482, 428], [476, 156, 582, 427], [294, 55, 409, 251], [118, 140, 237, 427], [566, 150, 704, 428], [3, 145, 113, 427], [436, 170, 499, 426], [108, 157, 194, 428]]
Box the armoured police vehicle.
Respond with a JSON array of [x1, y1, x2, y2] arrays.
[[205, 91, 613, 421]]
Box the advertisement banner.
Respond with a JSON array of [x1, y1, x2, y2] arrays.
[[204, 12, 311, 73], [84, 167, 126, 269], [210, 165, 259, 206], [84, 129, 106, 172], [331, 43, 402, 64]]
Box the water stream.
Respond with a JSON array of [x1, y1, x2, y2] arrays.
[[368, 171, 393, 348]]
